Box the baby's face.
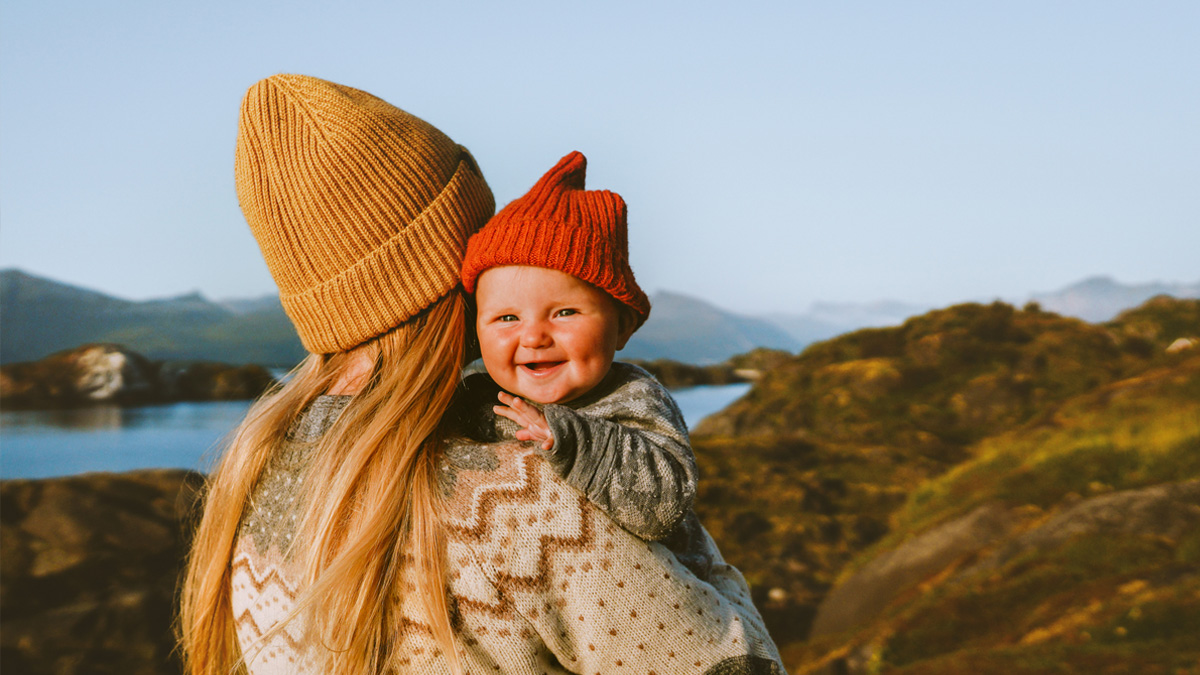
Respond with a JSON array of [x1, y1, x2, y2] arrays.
[[475, 265, 633, 405]]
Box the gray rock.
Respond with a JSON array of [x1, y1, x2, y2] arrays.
[[809, 478, 1200, 646], [809, 502, 1016, 638], [971, 479, 1200, 573]]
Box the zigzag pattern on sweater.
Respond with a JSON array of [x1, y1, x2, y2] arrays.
[[231, 544, 308, 672], [443, 446, 599, 606]]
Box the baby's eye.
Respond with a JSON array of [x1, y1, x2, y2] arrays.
[[497, 314, 518, 322], [555, 308, 578, 318]]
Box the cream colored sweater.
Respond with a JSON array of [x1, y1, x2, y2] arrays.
[[230, 397, 784, 674]]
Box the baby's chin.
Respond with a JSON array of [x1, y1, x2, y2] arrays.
[[512, 386, 588, 407], [518, 392, 572, 406]]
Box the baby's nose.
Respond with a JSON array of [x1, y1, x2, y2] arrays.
[[519, 322, 553, 348]]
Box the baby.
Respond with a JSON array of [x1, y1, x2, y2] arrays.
[[457, 151, 709, 574]]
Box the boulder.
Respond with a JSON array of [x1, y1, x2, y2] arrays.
[[809, 479, 1200, 642], [809, 502, 1016, 638], [0, 344, 276, 409], [1, 469, 205, 674], [971, 479, 1200, 573]]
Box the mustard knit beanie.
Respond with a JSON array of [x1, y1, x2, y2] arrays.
[[235, 74, 495, 354]]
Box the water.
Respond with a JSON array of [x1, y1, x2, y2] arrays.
[[0, 402, 250, 480], [672, 382, 752, 429], [0, 383, 751, 480]]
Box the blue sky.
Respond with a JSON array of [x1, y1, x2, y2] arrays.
[[2, 1, 1196, 314]]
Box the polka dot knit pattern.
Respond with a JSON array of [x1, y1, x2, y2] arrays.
[[235, 74, 495, 353], [460, 151, 651, 329]]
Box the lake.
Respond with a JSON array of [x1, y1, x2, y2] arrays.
[[0, 383, 751, 480]]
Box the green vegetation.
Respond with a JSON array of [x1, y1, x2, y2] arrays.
[[691, 297, 1200, 671], [899, 358, 1200, 539]]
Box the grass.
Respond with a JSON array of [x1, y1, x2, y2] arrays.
[[893, 359, 1200, 541]]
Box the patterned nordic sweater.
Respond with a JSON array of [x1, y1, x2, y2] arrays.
[[231, 396, 785, 674]]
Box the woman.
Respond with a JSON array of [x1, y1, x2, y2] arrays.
[[179, 74, 784, 675]]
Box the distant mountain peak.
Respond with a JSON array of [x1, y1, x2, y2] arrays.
[[1072, 275, 1120, 288], [1031, 276, 1200, 323]]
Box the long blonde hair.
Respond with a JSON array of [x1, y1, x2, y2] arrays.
[[180, 290, 468, 674]]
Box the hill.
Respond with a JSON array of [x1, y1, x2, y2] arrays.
[[759, 276, 1200, 347], [622, 290, 803, 363], [0, 269, 305, 366], [5, 268, 1197, 368], [688, 297, 1200, 670], [763, 300, 931, 347]]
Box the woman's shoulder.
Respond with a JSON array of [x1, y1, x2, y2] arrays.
[[439, 438, 584, 541]]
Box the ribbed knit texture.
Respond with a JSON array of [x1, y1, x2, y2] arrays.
[[235, 74, 495, 353], [460, 151, 651, 328]]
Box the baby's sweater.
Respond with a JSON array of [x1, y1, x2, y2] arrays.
[[452, 362, 697, 541], [230, 396, 785, 674]]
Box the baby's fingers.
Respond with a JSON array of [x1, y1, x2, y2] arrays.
[[494, 403, 546, 431], [514, 427, 555, 452], [493, 404, 524, 426], [497, 391, 534, 414]]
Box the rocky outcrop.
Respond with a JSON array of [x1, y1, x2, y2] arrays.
[[812, 480, 1200, 639], [1, 469, 204, 674], [808, 502, 1017, 638], [971, 479, 1200, 574], [806, 479, 1200, 674], [0, 344, 276, 409]]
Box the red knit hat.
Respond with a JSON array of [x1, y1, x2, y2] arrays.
[[461, 151, 651, 329]]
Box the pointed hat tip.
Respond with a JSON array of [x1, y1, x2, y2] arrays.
[[540, 150, 587, 191]]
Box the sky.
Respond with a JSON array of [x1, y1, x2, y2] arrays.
[[1, 1, 1196, 315]]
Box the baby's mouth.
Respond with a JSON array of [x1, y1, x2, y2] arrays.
[[520, 361, 564, 373]]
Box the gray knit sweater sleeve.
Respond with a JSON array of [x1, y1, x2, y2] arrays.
[[540, 363, 697, 541]]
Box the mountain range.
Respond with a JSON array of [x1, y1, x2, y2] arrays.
[[1028, 274, 1200, 322], [2, 267, 1196, 366], [0, 270, 305, 367]]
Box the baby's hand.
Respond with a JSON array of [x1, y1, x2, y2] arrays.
[[494, 392, 554, 451]]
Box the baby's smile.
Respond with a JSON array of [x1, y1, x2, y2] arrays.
[[520, 361, 565, 372]]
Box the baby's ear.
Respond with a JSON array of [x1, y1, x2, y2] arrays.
[[614, 305, 638, 350]]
